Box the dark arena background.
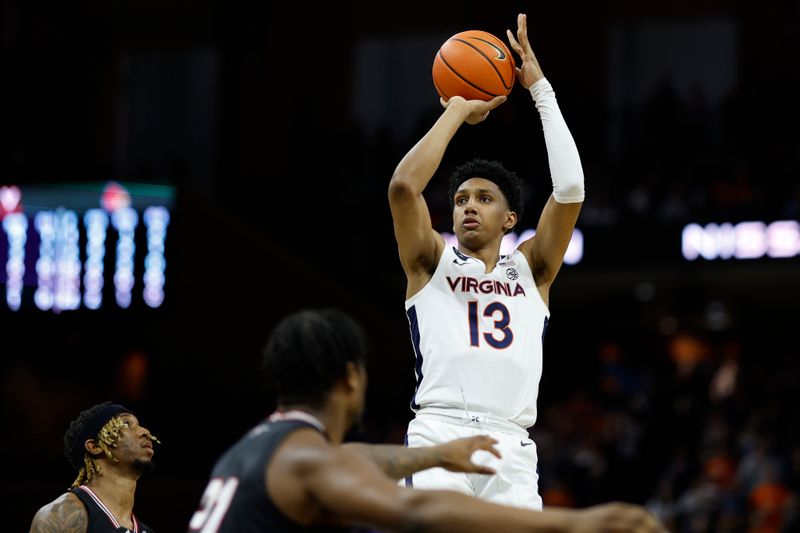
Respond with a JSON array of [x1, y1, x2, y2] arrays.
[[3, 1, 800, 531]]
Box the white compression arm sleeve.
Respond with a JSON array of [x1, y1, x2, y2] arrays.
[[530, 78, 585, 204]]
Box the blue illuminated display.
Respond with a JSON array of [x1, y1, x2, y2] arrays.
[[0, 182, 174, 312], [3, 212, 27, 310]]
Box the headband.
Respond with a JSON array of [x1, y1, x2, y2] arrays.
[[67, 403, 131, 470]]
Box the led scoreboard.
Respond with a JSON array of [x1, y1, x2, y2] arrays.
[[0, 182, 174, 312]]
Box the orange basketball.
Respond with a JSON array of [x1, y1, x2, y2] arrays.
[[432, 30, 516, 101]]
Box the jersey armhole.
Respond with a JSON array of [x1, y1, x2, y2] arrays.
[[67, 489, 90, 512], [404, 244, 449, 308], [513, 250, 551, 316]]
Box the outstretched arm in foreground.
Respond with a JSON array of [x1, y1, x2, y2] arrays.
[[343, 434, 501, 480], [307, 439, 666, 533]]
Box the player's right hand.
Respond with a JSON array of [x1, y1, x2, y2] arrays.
[[567, 502, 666, 533], [435, 435, 501, 475], [441, 95, 506, 125]]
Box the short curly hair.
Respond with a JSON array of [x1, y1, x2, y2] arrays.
[[448, 158, 524, 224], [262, 308, 369, 408]]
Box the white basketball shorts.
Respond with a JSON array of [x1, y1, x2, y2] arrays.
[[403, 410, 543, 510]]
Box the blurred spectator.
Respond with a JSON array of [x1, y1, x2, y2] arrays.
[[748, 466, 793, 533]]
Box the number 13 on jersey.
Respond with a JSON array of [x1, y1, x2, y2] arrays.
[[468, 301, 513, 349]]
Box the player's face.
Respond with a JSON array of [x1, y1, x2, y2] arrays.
[[452, 178, 514, 247], [113, 413, 156, 467]]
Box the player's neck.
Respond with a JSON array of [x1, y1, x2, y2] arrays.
[[276, 403, 348, 445], [458, 241, 503, 272], [85, 472, 137, 520]]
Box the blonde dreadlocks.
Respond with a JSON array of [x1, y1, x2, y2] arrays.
[[64, 402, 159, 488]]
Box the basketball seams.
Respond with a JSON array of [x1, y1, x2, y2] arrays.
[[451, 37, 514, 90], [436, 51, 499, 98], [472, 36, 515, 86]]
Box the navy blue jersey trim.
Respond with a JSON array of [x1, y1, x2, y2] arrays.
[[406, 305, 424, 410]]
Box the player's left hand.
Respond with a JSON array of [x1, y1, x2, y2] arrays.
[[506, 13, 544, 89], [435, 435, 501, 475]]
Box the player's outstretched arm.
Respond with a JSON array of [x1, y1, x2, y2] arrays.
[[388, 96, 505, 294], [29, 493, 88, 533], [508, 13, 584, 301], [561, 503, 668, 533], [343, 435, 501, 480], [305, 445, 665, 533]]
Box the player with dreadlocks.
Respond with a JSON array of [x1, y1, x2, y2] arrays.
[[29, 402, 159, 533]]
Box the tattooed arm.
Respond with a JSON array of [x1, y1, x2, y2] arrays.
[[342, 435, 501, 481], [30, 493, 88, 533]]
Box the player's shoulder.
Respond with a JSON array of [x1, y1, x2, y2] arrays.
[[271, 427, 332, 477], [510, 240, 536, 275], [515, 235, 535, 261], [31, 492, 88, 533], [419, 231, 448, 274], [508, 246, 532, 266], [37, 491, 86, 513]]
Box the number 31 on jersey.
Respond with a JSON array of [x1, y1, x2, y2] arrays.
[[188, 477, 239, 533]]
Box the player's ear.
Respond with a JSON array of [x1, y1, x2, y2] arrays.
[[503, 211, 518, 233], [344, 361, 361, 392], [85, 438, 103, 456]]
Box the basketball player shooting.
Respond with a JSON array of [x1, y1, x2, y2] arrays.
[[388, 13, 584, 509]]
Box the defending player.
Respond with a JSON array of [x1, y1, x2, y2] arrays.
[[30, 402, 159, 533], [388, 13, 584, 508], [187, 308, 663, 532]]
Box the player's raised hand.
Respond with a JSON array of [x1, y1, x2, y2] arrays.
[[441, 95, 507, 125], [565, 502, 667, 533], [435, 435, 502, 475], [506, 13, 544, 89]]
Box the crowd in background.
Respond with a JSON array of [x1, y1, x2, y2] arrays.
[[579, 80, 800, 228], [532, 326, 800, 532]]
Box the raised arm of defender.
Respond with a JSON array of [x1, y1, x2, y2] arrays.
[[508, 13, 584, 303], [388, 95, 505, 296]]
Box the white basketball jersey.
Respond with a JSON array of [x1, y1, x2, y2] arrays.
[[404, 246, 550, 428]]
